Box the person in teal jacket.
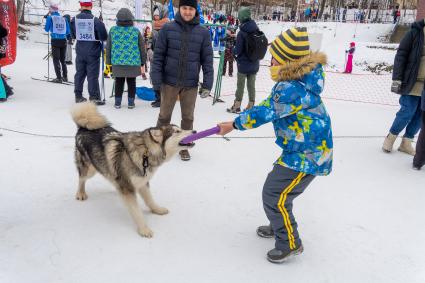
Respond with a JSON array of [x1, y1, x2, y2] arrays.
[[44, 4, 71, 83], [218, 27, 333, 263], [106, 8, 146, 109]]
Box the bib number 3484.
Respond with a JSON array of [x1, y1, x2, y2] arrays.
[[75, 18, 95, 41]]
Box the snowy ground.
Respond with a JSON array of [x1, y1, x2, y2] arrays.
[[1, 23, 425, 283]]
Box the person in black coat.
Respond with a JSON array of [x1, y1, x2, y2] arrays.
[[151, 3, 213, 94], [71, 0, 108, 104], [152, 0, 213, 161], [382, 19, 424, 156]]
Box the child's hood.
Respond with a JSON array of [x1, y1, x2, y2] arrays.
[[270, 52, 327, 95]]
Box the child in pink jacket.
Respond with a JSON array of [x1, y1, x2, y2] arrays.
[[344, 42, 355, 73]]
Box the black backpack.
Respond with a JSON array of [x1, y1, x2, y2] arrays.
[[244, 29, 268, 62]]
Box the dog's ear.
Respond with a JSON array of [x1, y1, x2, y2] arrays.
[[149, 128, 163, 144], [162, 126, 174, 142]]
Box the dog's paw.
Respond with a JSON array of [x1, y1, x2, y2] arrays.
[[75, 191, 88, 201], [151, 206, 169, 215], [138, 226, 154, 238]]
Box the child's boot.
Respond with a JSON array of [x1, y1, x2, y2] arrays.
[[267, 245, 304, 263], [245, 101, 255, 111], [227, 100, 241, 113], [128, 98, 135, 109], [114, 97, 122, 109], [256, 224, 274, 238]]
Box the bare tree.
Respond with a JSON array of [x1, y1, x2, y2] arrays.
[[17, 0, 26, 24], [319, 0, 327, 19]]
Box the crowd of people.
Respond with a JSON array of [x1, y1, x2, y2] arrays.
[[1, 0, 424, 264], [262, 6, 403, 24]]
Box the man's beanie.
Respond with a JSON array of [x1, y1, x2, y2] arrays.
[[179, 0, 197, 9], [238, 7, 251, 23], [79, 0, 93, 7], [270, 27, 310, 63]]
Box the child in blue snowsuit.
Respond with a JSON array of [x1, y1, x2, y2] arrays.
[[218, 27, 333, 263]]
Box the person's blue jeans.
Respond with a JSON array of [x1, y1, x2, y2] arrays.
[[389, 95, 422, 139]]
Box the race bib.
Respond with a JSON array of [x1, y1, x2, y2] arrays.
[[52, 16, 66, 35], [75, 18, 96, 41]]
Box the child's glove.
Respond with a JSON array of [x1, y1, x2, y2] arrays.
[[199, 88, 211, 98], [391, 80, 402, 94]]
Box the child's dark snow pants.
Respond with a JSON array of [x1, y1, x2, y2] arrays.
[[262, 165, 315, 252]]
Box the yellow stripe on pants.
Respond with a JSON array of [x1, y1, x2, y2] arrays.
[[277, 172, 306, 250]]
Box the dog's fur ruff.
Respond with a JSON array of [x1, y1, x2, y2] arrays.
[[71, 102, 194, 237]]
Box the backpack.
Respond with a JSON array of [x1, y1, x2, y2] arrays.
[[244, 29, 268, 62]]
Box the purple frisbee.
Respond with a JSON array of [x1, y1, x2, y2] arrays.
[[180, 126, 220, 145]]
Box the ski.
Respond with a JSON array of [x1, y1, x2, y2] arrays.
[[31, 77, 74, 86], [43, 76, 74, 84]]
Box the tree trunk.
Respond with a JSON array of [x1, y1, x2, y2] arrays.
[[367, 0, 373, 19], [374, 0, 381, 22], [255, 0, 261, 19], [319, 0, 327, 19], [17, 0, 25, 24]]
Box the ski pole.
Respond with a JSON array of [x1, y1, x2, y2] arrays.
[[110, 80, 115, 98], [101, 41, 106, 102], [344, 51, 347, 72], [47, 32, 50, 80]]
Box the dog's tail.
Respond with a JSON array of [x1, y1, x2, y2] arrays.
[[71, 102, 110, 130]]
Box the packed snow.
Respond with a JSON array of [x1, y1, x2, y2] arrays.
[[1, 16, 425, 283]]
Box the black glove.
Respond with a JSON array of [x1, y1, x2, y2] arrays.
[[391, 80, 402, 94]]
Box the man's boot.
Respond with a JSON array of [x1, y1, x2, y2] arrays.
[[151, 89, 161, 108], [179, 150, 191, 161], [382, 133, 397, 153], [398, 137, 415, 155]]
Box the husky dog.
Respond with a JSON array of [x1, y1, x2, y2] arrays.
[[71, 102, 194, 237]]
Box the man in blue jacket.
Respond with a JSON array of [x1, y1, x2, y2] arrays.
[[44, 4, 70, 83], [152, 0, 213, 161], [71, 0, 108, 104], [227, 7, 259, 113]]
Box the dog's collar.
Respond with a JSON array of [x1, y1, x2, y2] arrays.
[[148, 130, 161, 144], [142, 150, 149, 176]]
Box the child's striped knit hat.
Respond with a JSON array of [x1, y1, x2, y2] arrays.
[[270, 27, 310, 63]]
